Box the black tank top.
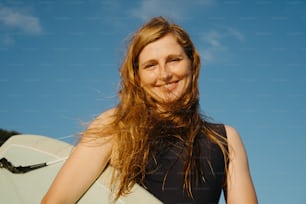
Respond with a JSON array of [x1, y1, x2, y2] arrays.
[[141, 123, 227, 204]]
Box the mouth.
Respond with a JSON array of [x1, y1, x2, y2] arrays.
[[160, 80, 179, 91]]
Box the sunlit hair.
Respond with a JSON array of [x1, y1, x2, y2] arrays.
[[84, 16, 228, 200]]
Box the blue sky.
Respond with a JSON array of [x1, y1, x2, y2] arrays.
[[1, 0, 306, 203]]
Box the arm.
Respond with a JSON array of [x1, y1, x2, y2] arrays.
[[225, 125, 258, 204], [41, 109, 116, 204]]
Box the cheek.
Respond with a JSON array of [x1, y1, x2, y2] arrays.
[[180, 62, 192, 78], [183, 63, 193, 85], [138, 71, 158, 86]]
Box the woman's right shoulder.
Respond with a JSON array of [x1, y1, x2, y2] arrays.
[[80, 108, 118, 144], [88, 108, 117, 129]]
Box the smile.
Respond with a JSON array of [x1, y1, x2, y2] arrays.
[[161, 81, 179, 91]]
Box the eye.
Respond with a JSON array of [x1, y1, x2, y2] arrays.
[[144, 63, 156, 69], [168, 57, 182, 63], [141, 60, 158, 69]]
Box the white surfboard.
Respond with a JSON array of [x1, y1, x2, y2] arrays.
[[0, 135, 162, 204]]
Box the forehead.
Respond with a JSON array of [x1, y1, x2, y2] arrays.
[[138, 34, 185, 62]]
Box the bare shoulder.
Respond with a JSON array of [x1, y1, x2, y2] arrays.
[[224, 125, 245, 151], [224, 125, 258, 203], [224, 125, 248, 168], [41, 109, 116, 203], [224, 125, 240, 139], [88, 108, 117, 129], [81, 108, 117, 144]]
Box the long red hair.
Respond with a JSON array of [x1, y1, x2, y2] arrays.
[[84, 16, 228, 199]]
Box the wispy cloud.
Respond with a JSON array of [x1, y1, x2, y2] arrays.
[[129, 0, 215, 21], [201, 27, 245, 63], [0, 6, 42, 35], [127, 0, 243, 64], [226, 27, 245, 42], [201, 30, 226, 62]]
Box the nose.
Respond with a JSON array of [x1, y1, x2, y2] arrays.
[[159, 64, 172, 82]]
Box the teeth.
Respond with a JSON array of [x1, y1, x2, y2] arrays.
[[163, 81, 177, 89], [164, 83, 172, 88], [165, 81, 176, 86]]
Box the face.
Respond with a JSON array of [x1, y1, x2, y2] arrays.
[[138, 34, 192, 103]]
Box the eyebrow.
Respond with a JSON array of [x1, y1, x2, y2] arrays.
[[166, 54, 184, 59]]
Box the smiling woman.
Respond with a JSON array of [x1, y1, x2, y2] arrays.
[[41, 16, 258, 204]]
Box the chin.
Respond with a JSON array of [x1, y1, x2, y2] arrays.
[[156, 95, 181, 104]]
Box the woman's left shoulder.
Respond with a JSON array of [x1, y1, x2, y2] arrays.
[[224, 124, 238, 134], [223, 125, 258, 203], [224, 125, 242, 144]]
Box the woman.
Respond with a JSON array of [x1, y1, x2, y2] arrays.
[[42, 17, 257, 204]]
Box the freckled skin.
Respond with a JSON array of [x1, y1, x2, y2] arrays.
[[138, 34, 192, 103]]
